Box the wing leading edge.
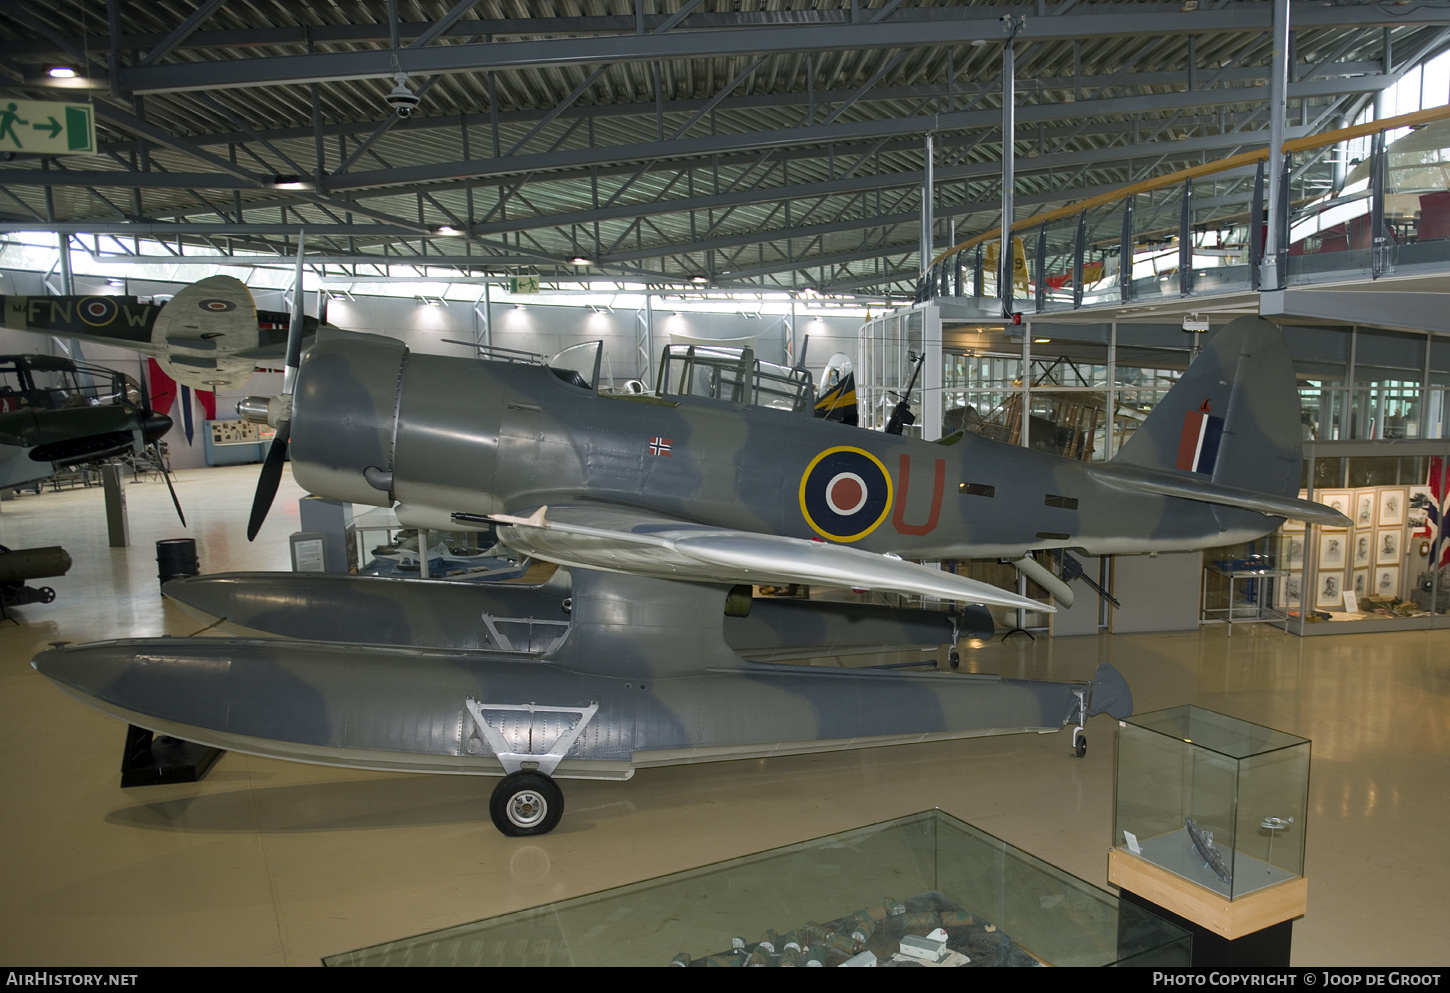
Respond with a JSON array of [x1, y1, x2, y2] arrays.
[[463, 504, 1051, 613]]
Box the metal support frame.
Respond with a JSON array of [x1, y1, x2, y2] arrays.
[[921, 132, 934, 277], [463, 699, 599, 776], [1261, 0, 1291, 291], [1118, 193, 1133, 304], [1178, 179, 1193, 297], [999, 17, 1022, 319]]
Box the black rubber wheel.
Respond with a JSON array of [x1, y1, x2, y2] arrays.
[[38, 586, 55, 604], [947, 647, 960, 670], [1074, 732, 1087, 759], [490, 771, 564, 837]]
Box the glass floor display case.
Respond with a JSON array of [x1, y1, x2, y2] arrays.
[[325, 809, 1190, 967], [1109, 706, 1310, 948]]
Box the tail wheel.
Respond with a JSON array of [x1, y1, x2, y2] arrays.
[[489, 771, 564, 837], [1073, 729, 1087, 758]]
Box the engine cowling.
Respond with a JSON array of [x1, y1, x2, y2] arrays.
[[289, 331, 408, 508]]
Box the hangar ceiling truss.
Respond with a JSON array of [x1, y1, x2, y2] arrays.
[[1, 0, 1447, 297]]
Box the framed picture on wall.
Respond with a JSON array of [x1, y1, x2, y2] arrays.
[[1319, 490, 1351, 530], [1378, 488, 1406, 528], [1315, 571, 1345, 609], [1374, 565, 1400, 598], [1284, 533, 1305, 570], [1408, 485, 1433, 537], [1352, 569, 1371, 598], [1353, 489, 1377, 529], [1281, 572, 1303, 609], [1376, 527, 1402, 566], [1352, 531, 1373, 568], [1319, 533, 1347, 569]]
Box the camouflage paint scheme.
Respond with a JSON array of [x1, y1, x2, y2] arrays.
[[1, 275, 316, 391], [291, 315, 1340, 562], [31, 316, 1339, 832], [37, 569, 1119, 781]]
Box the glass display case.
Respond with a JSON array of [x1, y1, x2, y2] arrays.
[[1109, 706, 1310, 942], [326, 810, 1191, 967]]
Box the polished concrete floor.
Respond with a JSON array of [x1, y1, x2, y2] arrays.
[[0, 465, 1446, 967]]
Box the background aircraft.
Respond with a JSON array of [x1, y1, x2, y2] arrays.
[[33, 316, 1340, 836], [1, 274, 320, 392], [0, 354, 176, 504]]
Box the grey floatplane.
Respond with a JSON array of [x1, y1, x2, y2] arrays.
[[33, 312, 1345, 835]]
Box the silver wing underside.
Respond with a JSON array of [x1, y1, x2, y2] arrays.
[[482, 503, 1050, 613]]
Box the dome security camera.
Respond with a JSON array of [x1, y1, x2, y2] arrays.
[[385, 73, 419, 118]]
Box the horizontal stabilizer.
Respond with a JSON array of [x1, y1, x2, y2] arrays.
[[1088, 463, 1351, 528]]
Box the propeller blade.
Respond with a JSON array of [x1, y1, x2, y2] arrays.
[[283, 231, 306, 395], [152, 442, 186, 527], [246, 425, 289, 542], [250, 230, 306, 542]]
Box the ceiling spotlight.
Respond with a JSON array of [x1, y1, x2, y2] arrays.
[[270, 174, 315, 191], [434, 225, 462, 236], [691, 276, 709, 284], [572, 257, 593, 266], [25, 66, 104, 89]]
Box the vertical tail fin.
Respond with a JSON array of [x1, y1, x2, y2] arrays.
[[1113, 317, 1302, 501]]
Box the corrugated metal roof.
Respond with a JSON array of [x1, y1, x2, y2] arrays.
[[0, 0, 1443, 294]]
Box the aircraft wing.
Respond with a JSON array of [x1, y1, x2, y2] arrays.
[[470, 504, 1051, 612]]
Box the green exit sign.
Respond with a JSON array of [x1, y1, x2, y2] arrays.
[[0, 100, 96, 155], [509, 276, 540, 294]]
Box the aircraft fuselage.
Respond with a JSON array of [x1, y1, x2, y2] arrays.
[[292, 333, 1273, 562]]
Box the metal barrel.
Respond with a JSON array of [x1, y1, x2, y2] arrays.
[[156, 538, 199, 589]]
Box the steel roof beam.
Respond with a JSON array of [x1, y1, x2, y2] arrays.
[[325, 78, 1365, 192], [108, 6, 1450, 94], [7, 4, 1440, 63], [93, 61, 1386, 159]]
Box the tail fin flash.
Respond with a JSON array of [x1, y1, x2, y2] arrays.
[[1113, 317, 1302, 500]]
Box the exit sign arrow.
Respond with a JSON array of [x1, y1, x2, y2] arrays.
[[0, 99, 95, 154]]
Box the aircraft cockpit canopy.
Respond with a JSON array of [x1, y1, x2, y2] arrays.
[[0, 355, 142, 413], [655, 344, 814, 414], [548, 340, 606, 392]]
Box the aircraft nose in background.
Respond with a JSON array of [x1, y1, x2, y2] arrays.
[[142, 411, 173, 443]]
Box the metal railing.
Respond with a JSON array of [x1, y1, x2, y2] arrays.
[[916, 104, 1450, 315]]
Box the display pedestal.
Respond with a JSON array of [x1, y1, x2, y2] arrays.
[[1109, 848, 1306, 966], [119, 725, 223, 788]]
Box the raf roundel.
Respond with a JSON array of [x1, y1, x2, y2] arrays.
[[799, 446, 893, 541], [197, 298, 236, 313], [78, 297, 118, 326]]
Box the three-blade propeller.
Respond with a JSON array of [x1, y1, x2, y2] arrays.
[[246, 234, 307, 541]]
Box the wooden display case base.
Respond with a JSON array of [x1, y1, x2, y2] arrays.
[[1109, 848, 1307, 966]]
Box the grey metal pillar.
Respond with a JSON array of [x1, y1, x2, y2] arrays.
[[56, 233, 74, 296], [102, 462, 128, 548], [921, 133, 934, 278], [999, 16, 1023, 318], [1105, 321, 1118, 459], [1261, 0, 1291, 290], [1020, 325, 1031, 451]]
